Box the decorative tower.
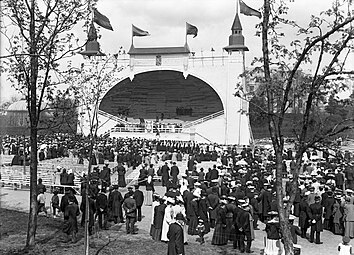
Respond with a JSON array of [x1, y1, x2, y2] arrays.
[[222, 11, 253, 145], [224, 13, 249, 52]]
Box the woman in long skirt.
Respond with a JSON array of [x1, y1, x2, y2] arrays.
[[161, 198, 175, 242], [211, 201, 228, 245], [264, 218, 283, 255], [332, 196, 343, 235], [173, 198, 189, 244], [145, 176, 155, 206], [187, 197, 199, 235], [151, 197, 166, 240], [344, 200, 354, 238]]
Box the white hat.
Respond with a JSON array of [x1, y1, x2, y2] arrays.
[[289, 215, 296, 220]]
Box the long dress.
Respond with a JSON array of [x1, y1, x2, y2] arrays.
[[187, 199, 199, 235], [161, 204, 175, 242], [173, 204, 188, 243], [117, 166, 126, 187], [211, 205, 228, 245], [344, 203, 354, 238], [149, 200, 160, 236], [152, 203, 167, 241], [332, 201, 343, 235]]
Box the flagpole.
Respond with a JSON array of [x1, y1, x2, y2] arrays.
[[185, 23, 188, 45], [236, 0, 239, 14], [131, 24, 134, 46]]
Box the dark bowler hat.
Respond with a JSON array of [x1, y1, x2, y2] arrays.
[[175, 213, 185, 221]]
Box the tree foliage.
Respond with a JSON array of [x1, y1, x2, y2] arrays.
[[247, 1, 354, 254], [0, 0, 92, 247]]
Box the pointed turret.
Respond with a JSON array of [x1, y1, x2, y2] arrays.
[[224, 13, 249, 52]]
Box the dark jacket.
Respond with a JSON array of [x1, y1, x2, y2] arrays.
[[96, 192, 108, 212], [167, 222, 185, 255], [133, 190, 144, 207], [123, 196, 137, 217], [309, 202, 323, 232]]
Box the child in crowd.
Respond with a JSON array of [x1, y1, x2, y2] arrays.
[[51, 190, 60, 217], [338, 236, 352, 255], [196, 219, 206, 244]]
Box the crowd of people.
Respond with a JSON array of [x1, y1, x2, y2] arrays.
[[4, 133, 354, 254]]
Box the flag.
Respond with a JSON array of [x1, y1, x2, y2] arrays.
[[239, 0, 261, 18], [132, 25, 150, 37], [93, 8, 113, 30], [186, 22, 198, 38]]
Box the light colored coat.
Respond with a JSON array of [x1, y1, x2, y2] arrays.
[[161, 205, 175, 241]]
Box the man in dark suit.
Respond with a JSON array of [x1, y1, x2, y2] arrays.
[[100, 162, 111, 192], [123, 194, 137, 234], [161, 162, 170, 187], [170, 162, 180, 185], [96, 189, 108, 230], [309, 195, 323, 244], [210, 165, 219, 181], [236, 201, 253, 253], [167, 213, 185, 255], [133, 184, 144, 221]]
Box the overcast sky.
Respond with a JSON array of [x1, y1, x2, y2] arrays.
[[1, 0, 353, 102]]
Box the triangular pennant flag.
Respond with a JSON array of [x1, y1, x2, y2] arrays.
[[132, 25, 150, 37], [186, 22, 198, 38], [93, 8, 113, 30], [239, 0, 261, 18]]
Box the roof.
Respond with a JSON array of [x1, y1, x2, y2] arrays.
[[7, 100, 27, 111], [128, 45, 190, 55], [231, 13, 242, 31]]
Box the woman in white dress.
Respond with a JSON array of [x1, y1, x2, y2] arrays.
[[160, 198, 175, 242]]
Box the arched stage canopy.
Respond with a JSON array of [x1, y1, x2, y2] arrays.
[[99, 70, 223, 122]]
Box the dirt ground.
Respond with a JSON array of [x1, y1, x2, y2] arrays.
[[0, 185, 346, 255]]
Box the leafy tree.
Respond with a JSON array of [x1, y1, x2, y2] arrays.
[[251, 1, 354, 254], [0, 0, 91, 247]]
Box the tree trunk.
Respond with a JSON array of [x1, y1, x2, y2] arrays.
[[26, 0, 39, 247], [26, 126, 38, 247], [275, 149, 294, 255]]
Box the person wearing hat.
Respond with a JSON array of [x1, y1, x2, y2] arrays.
[[63, 195, 80, 243], [299, 191, 311, 238], [211, 199, 228, 246], [170, 162, 180, 185], [308, 195, 323, 244], [96, 188, 109, 230], [338, 236, 352, 255], [161, 197, 176, 242], [264, 216, 282, 255], [133, 184, 145, 222], [122, 193, 138, 234], [198, 190, 211, 234], [108, 185, 124, 224], [344, 196, 354, 239], [187, 191, 200, 236], [207, 186, 220, 228], [323, 190, 335, 231], [151, 197, 167, 241], [117, 163, 127, 188], [167, 213, 185, 255], [100, 162, 111, 192], [235, 199, 254, 253], [161, 162, 170, 187], [333, 194, 344, 235], [258, 183, 272, 223], [288, 215, 301, 245], [124, 186, 134, 200]]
